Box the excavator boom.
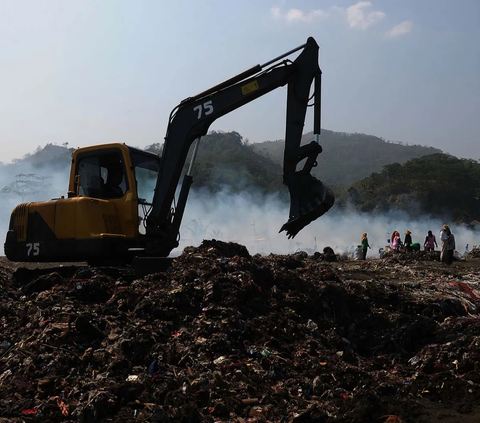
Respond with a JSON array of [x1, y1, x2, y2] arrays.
[[146, 36, 334, 253]]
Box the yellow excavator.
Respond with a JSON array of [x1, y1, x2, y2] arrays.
[[4, 37, 334, 268]]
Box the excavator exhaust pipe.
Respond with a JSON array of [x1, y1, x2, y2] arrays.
[[281, 173, 335, 239]]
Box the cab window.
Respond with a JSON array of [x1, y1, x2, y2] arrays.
[[77, 152, 128, 199]]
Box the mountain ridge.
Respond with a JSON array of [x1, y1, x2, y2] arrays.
[[252, 129, 443, 185]]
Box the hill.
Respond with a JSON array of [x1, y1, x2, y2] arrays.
[[0, 130, 441, 195], [0, 133, 285, 202], [184, 131, 284, 194], [339, 153, 480, 223], [3, 143, 74, 171], [145, 131, 285, 194], [4, 132, 478, 224], [252, 130, 442, 185]]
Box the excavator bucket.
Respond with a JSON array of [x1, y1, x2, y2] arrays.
[[280, 172, 335, 239]]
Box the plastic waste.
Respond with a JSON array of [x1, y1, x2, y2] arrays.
[[354, 246, 363, 260], [148, 360, 158, 375], [306, 319, 318, 330], [0, 341, 11, 349], [214, 356, 227, 365]]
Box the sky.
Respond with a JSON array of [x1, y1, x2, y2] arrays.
[[0, 0, 479, 163]]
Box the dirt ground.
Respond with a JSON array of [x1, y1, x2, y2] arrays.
[[1, 244, 480, 423]]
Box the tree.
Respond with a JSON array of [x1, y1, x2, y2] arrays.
[[145, 143, 163, 155]]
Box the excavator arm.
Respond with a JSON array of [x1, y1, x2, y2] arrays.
[[146, 37, 334, 255]]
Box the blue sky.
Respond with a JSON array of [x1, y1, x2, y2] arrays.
[[0, 0, 479, 162]]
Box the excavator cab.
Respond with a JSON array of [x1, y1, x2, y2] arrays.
[[4, 144, 161, 264], [75, 152, 128, 200]]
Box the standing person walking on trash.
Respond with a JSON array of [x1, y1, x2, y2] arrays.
[[440, 225, 450, 263], [361, 232, 371, 260], [424, 230, 437, 251], [404, 230, 413, 252], [391, 231, 402, 251], [447, 227, 456, 265]]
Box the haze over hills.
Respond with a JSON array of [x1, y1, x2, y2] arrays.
[[3, 129, 477, 226], [1, 128, 443, 197], [252, 130, 443, 185], [145, 131, 285, 194]]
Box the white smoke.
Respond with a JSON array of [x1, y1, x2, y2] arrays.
[[0, 155, 478, 260], [176, 187, 479, 257], [0, 161, 69, 240]]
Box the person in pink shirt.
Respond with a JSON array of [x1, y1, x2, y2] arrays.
[[424, 230, 437, 251], [391, 231, 402, 251]]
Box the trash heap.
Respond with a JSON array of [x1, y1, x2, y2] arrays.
[[466, 247, 480, 259], [380, 249, 441, 262], [1, 240, 480, 423]]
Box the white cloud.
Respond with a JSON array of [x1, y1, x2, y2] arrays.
[[271, 7, 282, 19], [272, 3, 411, 37], [337, 1, 386, 30], [386, 20, 413, 37], [271, 6, 328, 23]]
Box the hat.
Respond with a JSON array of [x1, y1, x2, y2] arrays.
[[405, 230, 411, 235], [442, 224, 449, 230]]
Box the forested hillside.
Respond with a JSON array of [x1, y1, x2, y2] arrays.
[[3, 131, 478, 225], [0, 133, 285, 200], [252, 130, 442, 185], [145, 131, 285, 194], [2, 129, 440, 195], [337, 154, 480, 223], [0, 143, 73, 171]]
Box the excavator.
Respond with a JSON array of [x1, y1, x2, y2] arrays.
[[4, 37, 334, 269]]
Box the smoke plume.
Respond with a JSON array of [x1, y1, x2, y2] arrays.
[[0, 155, 477, 260]]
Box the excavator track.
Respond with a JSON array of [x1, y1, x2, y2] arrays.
[[12, 265, 137, 285], [12, 257, 174, 285]]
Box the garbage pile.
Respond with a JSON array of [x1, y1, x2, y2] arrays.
[[1, 240, 480, 423], [381, 249, 441, 262], [466, 247, 480, 259]]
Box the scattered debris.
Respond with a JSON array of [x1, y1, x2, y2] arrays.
[[1, 240, 480, 422], [466, 247, 480, 259]]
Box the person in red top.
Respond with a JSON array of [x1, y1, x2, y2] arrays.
[[424, 230, 437, 252]]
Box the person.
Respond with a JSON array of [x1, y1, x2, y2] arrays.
[[424, 230, 437, 252], [404, 230, 413, 251], [361, 232, 371, 260], [447, 228, 456, 265], [440, 225, 450, 263], [379, 247, 384, 258], [103, 162, 125, 199], [391, 231, 402, 251]]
